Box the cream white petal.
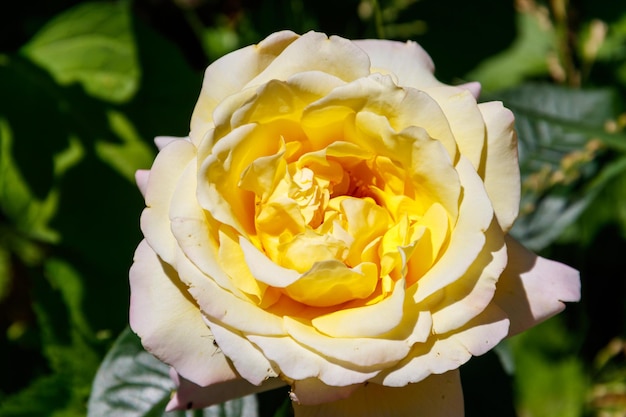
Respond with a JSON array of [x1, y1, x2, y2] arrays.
[[283, 314, 429, 370], [203, 316, 279, 385], [413, 157, 494, 303], [190, 30, 300, 143], [244, 31, 371, 90], [379, 304, 509, 386], [247, 334, 379, 386], [239, 236, 301, 287], [129, 240, 237, 387], [477, 101, 520, 232], [353, 39, 444, 91], [134, 169, 149, 199], [174, 252, 285, 336], [154, 135, 183, 150], [494, 236, 581, 336], [293, 371, 464, 417], [311, 277, 406, 338], [424, 86, 485, 170], [140, 138, 196, 265], [457, 81, 481, 99], [166, 369, 285, 411], [166, 157, 247, 297], [430, 216, 507, 335]]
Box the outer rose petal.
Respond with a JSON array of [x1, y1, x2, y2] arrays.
[[134, 169, 149, 198], [190, 30, 300, 142], [378, 304, 509, 387], [166, 369, 285, 411], [289, 378, 362, 406], [477, 101, 520, 232], [129, 240, 238, 387], [352, 39, 444, 91], [140, 137, 196, 265], [293, 370, 463, 417], [494, 236, 581, 336]]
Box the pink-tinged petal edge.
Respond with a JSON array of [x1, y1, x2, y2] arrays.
[[495, 236, 581, 336], [135, 169, 149, 199], [457, 81, 481, 99], [154, 135, 184, 150], [166, 369, 286, 411], [293, 370, 463, 417]]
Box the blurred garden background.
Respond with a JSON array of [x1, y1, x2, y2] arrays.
[[1, 0, 626, 415]]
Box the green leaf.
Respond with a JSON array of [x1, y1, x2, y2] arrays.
[[0, 117, 61, 245], [87, 327, 259, 417], [508, 317, 588, 417], [490, 83, 623, 250], [95, 110, 155, 182], [21, 1, 139, 103], [466, 9, 555, 92]]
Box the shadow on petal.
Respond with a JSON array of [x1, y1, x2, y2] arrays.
[[166, 369, 286, 411], [293, 370, 463, 417], [494, 236, 581, 336]]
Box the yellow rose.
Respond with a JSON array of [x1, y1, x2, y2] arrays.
[[130, 31, 580, 416]]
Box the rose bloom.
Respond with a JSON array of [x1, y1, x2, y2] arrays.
[[130, 31, 580, 416]]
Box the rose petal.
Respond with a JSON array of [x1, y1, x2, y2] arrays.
[[285, 261, 378, 307], [378, 304, 509, 386], [174, 251, 285, 336], [140, 138, 196, 265], [154, 135, 182, 150], [413, 157, 494, 303], [304, 74, 459, 163], [197, 123, 283, 236], [247, 333, 379, 386], [289, 378, 362, 406], [166, 369, 285, 411], [283, 312, 431, 371], [239, 236, 301, 287], [429, 215, 507, 335], [203, 316, 279, 385], [352, 39, 444, 91], [457, 81, 481, 99], [190, 30, 300, 143], [134, 169, 149, 198], [478, 101, 520, 232], [311, 277, 406, 338], [245, 31, 371, 90], [494, 236, 581, 336], [349, 111, 461, 220], [293, 370, 463, 417], [424, 86, 485, 170], [129, 240, 238, 387]]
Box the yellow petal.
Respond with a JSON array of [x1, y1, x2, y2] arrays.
[[312, 278, 405, 338], [285, 261, 378, 307], [190, 30, 300, 143]]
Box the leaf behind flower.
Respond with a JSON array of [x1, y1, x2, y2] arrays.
[[87, 327, 259, 417]]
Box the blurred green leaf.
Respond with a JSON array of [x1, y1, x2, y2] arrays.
[[0, 117, 60, 244], [0, 374, 69, 417], [492, 83, 624, 250], [27, 258, 103, 416], [21, 1, 139, 103], [509, 318, 588, 417], [96, 110, 155, 182], [466, 7, 555, 92], [88, 327, 259, 417], [563, 155, 626, 243]]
